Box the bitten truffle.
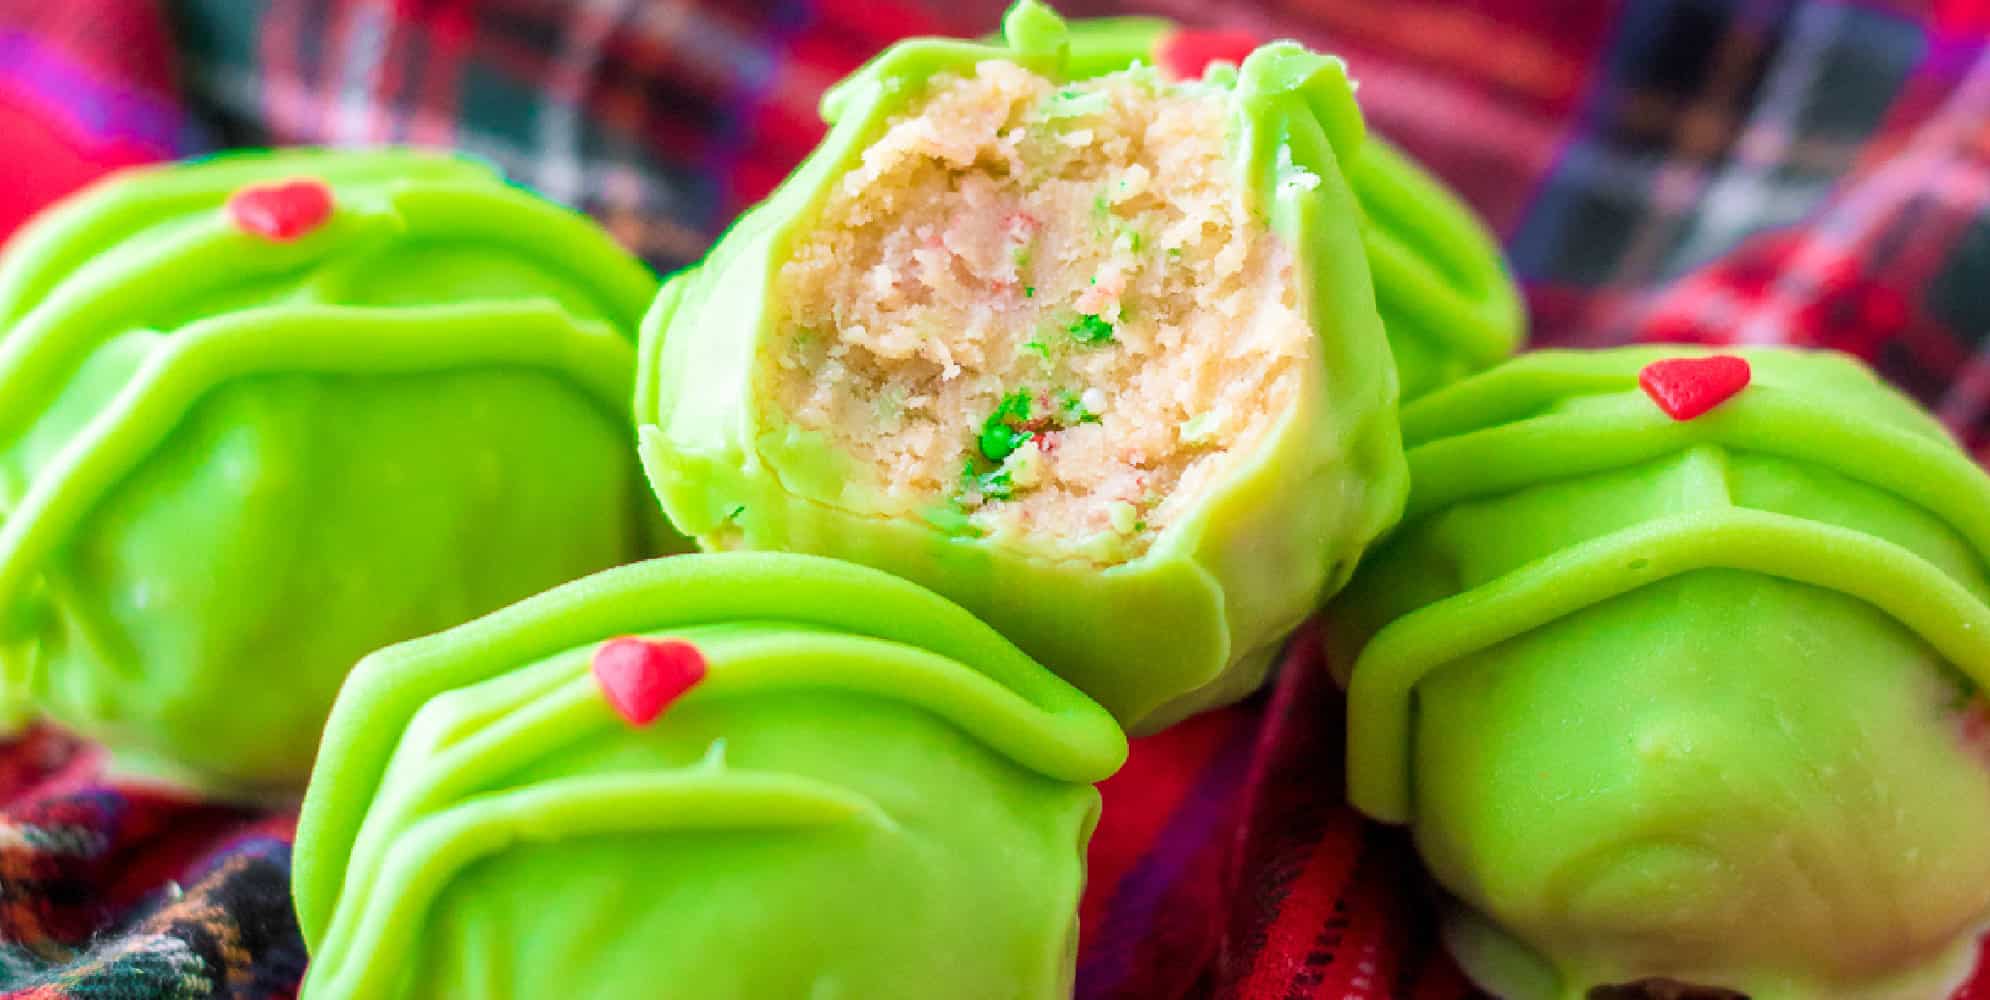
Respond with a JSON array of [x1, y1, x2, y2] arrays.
[[639, 0, 1408, 731]]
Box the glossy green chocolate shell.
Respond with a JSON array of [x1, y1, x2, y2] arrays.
[[1057, 15, 1526, 398], [0, 148, 678, 798], [1329, 346, 1990, 999], [638, 0, 1408, 733], [293, 552, 1126, 1000]]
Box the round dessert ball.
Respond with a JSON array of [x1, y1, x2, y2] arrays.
[[638, 0, 1409, 733], [0, 148, 681, 799], [1329, 347, 1990, 999], [292, 553, 1127, 1000]]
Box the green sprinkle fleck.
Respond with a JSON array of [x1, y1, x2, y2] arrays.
[[1108, 501, 1139, 534], [725, 504, 746, 522], [1024, 286, 1035, 298], [1069, 314, 1115, 345], [1179, 412, 1220, 444], [979, 390, 1034, 462], [1022, 339, 1049, 359], [875, 386, 907, 420], [1133, 520, 1147, 533], [1059, 390, 1102, 424], [1044, 89, 1110, 120], [976, 468, 1014, 501], [1168, 247, 1183, 257], [953, 457, 1015, 507]]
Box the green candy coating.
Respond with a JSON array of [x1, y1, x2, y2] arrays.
[[0, 148, 681, 798], [1329, 346, 1990, 998], [293, 552, 1126, 1000], [1055, 14, 1526, 398], [638, 1, 1408, 733]]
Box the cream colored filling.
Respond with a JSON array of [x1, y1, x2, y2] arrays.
[[770, 59, 1310, 561]]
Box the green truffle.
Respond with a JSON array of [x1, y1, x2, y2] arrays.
[[293, 552, 1126, 1000], [1057, 14, 1526, 399], [637, 0, 1408, 733], [1329, 347, 1990, 999], [0, 148, 680, 799]]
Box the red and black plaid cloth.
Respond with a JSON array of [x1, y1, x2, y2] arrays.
[[5, 1, 1990, 998]]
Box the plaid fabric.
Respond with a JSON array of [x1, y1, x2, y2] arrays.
[[3, 0, 1990, 998]]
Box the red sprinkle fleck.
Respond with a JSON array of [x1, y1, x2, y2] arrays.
[[1155, 29, 1262, 80], [1638, 355, 1752, 421], [590, 637, 707, 727], [226, 179, 334, 242]]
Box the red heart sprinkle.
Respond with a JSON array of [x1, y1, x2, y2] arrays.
[[1154, 29, 1262, 81], [1638, 355, 1752, 421], [226, 179, 334, 242], [590, 637, 707, 727]]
